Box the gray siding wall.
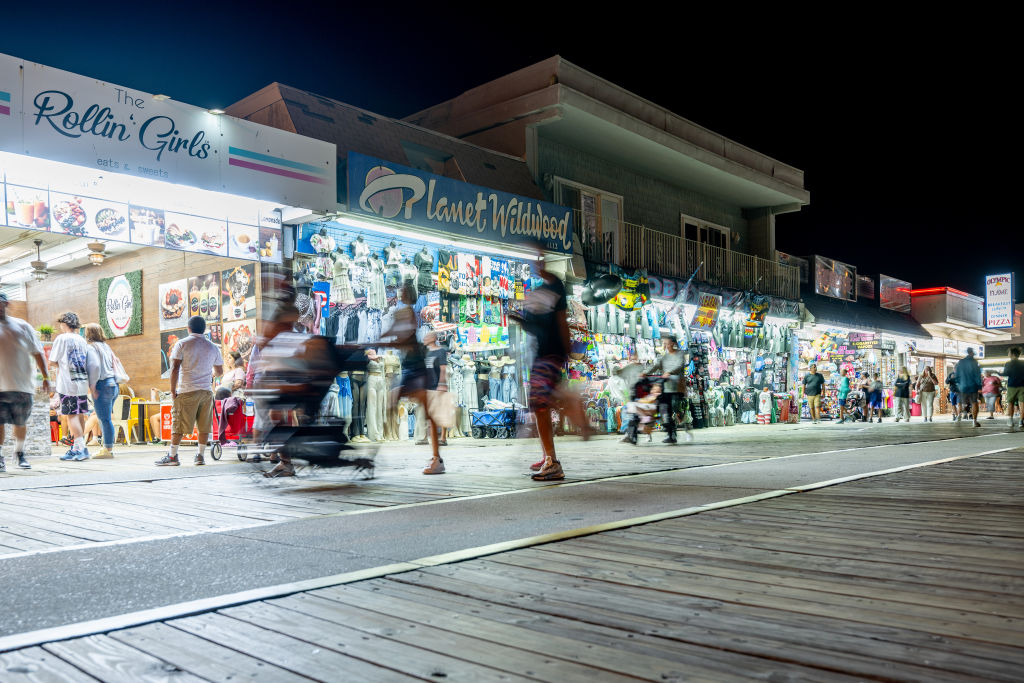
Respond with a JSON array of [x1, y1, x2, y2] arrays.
[[537, 137, 749, 249]]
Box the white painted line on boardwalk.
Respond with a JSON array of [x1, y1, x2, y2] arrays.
[[0, 445, 1013, 654], [0, 433, 1016, 563]]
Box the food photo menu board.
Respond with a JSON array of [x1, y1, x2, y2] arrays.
[[1, 174, 279, 263], [228, 223, 260, 261], [5, 185, 50, 230], [49, 193, 130, 240], [222, 264, 256, 322], [186, 273, 222, 324], [164, 213, 228, 256]]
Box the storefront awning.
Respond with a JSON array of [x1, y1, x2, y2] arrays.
[[802, 293, 930, 339]]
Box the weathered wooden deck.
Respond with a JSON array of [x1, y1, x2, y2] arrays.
[[2, 450, 1020, 681]]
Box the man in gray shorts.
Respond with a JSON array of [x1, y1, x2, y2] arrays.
[[156, 316, 222, 466], [0, 292, 50, 472]]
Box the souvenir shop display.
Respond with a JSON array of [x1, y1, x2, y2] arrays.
[[384, 241, 404, 287], [295, 223, 555, 441], [573, 288, 796, 432], [797, 329, 898, 420]]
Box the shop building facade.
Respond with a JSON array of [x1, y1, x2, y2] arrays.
[[403, 56, 807, 300], [226, 84, 576, 440], [0, 52, 335, 446]]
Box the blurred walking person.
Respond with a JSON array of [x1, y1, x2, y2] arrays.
[[894, 367, 911, 422], [156, 316, 223, 466], [247, 302, 299, 461], [954, 348, 982, 427], [946, 372, 961, 421], [384, 283, 442, 474], [982, 370, 1002, 420], [1003, 347, 1024, 431], [510, 245, 589, 481], [84, 323, 120, 459], [867, 373, 884, 423], [916, 366, 939, 422], [644, 335, 689, 443], [424, 331, 450, 448], [50, 312, 92, 461], [0, 292, 50, 472], [836, 368, 851, 423]]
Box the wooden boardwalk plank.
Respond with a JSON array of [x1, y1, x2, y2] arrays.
[[43, 635, 205, 683], [0, 646, 99, 682], [222, 599, 535, 681], [108, 622, 313, 682], [389, 565, 1021, 682], [170, 612, 419, 682], [314, 581, 866, 683]]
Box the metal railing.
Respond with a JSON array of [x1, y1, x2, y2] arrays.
[[608, 218, 798, 300]]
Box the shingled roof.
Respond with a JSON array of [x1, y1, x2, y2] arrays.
[[226, 84, 545, 202]]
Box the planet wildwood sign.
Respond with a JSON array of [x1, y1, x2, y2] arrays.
[[99, 270, 142, 338]]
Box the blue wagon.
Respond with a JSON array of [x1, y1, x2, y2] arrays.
[[469, 409, 517, 439]]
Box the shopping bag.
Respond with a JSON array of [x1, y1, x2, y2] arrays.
[[112, 353, 130, 382], [426, 390, 455, 428]]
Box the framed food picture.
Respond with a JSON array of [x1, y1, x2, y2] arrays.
[[222, 263, 256, 322], [205, 323, 223, 346], [160, 329, 187, 379], [222, 319, 257, 367], [158, 279, 188, 331], [186, 273, 222, 324]]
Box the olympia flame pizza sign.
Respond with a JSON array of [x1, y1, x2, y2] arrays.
[[984, 273, 1014, 329]]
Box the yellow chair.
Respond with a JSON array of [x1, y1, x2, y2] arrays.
[[111, 395, 139, 445]]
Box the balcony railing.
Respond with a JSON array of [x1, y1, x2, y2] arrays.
[[572, 210, 799, 300]]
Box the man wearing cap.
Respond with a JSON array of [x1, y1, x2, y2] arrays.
[[955, 347, 983, 427], [49, 311, 92, 461], [0, 293, 50, 471], [156, 316, 223, 466]]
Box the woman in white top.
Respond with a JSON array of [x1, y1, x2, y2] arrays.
[[216, 351, 246, 400], [84, 323, 119, 459]]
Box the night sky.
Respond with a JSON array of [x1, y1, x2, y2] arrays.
[[3, 4, 1019, 299]]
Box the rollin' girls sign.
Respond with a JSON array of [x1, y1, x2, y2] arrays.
[[0, 52, 336, 211]]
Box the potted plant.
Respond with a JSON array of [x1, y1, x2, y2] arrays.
[[38, 324, 53, 341]]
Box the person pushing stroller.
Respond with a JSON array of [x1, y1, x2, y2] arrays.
[[642, 335, 688, 444]]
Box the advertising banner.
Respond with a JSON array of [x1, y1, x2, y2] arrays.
[[690, 293, 721, 330], [814, 255, 857, 301], [347, 152, 573, 254], [985, 272, 1014, 328], [1, 153, 281, 263], [0, 52, 335, 211], [880, 274, 912, 312], [98, 270, 142, 338]]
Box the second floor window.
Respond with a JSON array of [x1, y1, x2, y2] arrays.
[[682, 216, 729, 250], [555, 179, 621, 250]]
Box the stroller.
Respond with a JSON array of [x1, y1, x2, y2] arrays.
[[249, 333, 376, 477], [622, 376, 661, 445], [837, 389, 865, 423]]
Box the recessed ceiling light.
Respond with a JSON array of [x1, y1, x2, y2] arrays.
[[153, 94, 170, 101], [208, 108, 226, 115]]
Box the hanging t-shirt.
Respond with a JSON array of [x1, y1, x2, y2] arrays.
[[437, 250, 457, 293], [50, 332, 91, 397], [739, 390, 757, 413]]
